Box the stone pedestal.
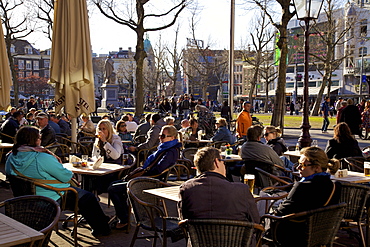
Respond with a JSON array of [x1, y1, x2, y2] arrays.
[[98, 83, 119, 112]]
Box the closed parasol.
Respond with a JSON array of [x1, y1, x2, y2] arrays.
[[0, 22, 12, 111], [49, 0, 96, 141]]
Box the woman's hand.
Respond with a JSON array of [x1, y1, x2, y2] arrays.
[[97, 131, 107, 142]]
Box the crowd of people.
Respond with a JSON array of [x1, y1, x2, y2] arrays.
[[0, 94, 368, 245]]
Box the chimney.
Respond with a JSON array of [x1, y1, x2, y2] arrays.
[[119, 47, 122, 52]]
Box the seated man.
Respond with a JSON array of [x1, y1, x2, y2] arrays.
[[0, 110, 23, 143], [178, 147, 259, 223], [133, 113, 151, 143], [240, 125, 285, 175], [35, 112, 56, 147], [108, 125, 182, 229]]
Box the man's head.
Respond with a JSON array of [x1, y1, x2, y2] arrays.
[[145, 114, 152, 122], [49, 113, 59, 123], [164, 116, 175, 125], [325, 96, 330, 102], [127, 113, 134, 121], [36, 112, 49, 128], [9, 107, 16, 115], [243, 101, 251, 112], [181, 119, 190, 128], [81, 115, 90, 122], [29, 108, 37, 114], [13, 111, 24, 122], [151, 114, 161, 125], [247, 125, 263, 141], [159, 125, 177, 143], [194, 147, 225, 176]]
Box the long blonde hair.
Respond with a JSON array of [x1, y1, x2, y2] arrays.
[[96, 119, 114, 143]]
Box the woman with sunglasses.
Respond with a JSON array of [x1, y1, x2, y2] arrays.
[[116, 120, 133, 147], [272, 147, 341, 246], [263, 126, 287, 156]]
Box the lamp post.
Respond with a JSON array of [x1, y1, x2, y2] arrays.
[[293, 0, 324, 148]]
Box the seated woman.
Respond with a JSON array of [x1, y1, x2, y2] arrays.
[[185, 118, 202, 141], [92, 119, 124, 164], [264, 126, 287, 156], [116, 120, 133, 148], [273, 147, 341, 246], [210, 117, 235, 145], [91, 119, 124, 193], [108, 125, 182, 229], [5, 126, 110, 236], [325, 122, 362, 159]]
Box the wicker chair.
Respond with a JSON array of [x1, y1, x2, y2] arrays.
[[0, 131, 15, 143], [340, 157, 365, 172], [0, 195, 61, 247], [127, 177, 182, 247], [261, 203, 347, 247], [8, 175, 79, 246], [339, 182, 370, 247], [179, 218, 264, 247], [136, 145, 158, 167]]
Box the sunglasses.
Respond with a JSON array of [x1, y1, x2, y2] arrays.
[[121, 125, 127, 127], [159, 134, 172, 139], [298, 161, 315, 168]]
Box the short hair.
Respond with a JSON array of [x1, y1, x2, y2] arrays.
[[194, 147, 220, 173], [347, 98, 354, 105], [145, 114, 152, 122], [181, 119, 189, 125], [151, 114, 161, 123], [102, 114, 110, 119], [341, 101, 348, 107], [97, 119, 114, 142], [81, 115, 90, 120], [121, 115, 129, 121], [243, 101, 251, 106], [164, 116, 175, 125], [216, 118, 227, 127], [26, 112, 33, 118], [161, 125, 178, 137], [300, 147, 340, 175], [247, 125, 263, 141], [13, 110, 24, 118]]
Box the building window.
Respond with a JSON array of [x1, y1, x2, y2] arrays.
[[26, 60, 32, 70], [18, 60, 24, 69], [345, 57, 354, 67], [10, 45, 15, 53], [332, 80, 339, 86], [361, 19, 367, 37], [33, 72, 39, 77], [297, 66, 304, 72], [44, 60, 50, 68], [24, 46, 33, 55], [18, 72, 24, 79], [33, 61, 39, 70], [360, 47, 367, 56], [44, 70, 50, 78], [25, 71, 32, 77]]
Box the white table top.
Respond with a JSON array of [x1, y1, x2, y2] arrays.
[[183, 140, 213, 143], [283, 150, 301, 157], [0, 143, 13, 148], [144, 186, 181, 202], [0, 213, 44, 247], [331, 171, 370, 183], [63, 162, 128, 176], [220, 152, 243, 162]]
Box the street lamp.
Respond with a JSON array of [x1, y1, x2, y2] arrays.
[[293, 0, 324, 148]]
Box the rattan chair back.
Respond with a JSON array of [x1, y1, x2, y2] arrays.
[[179, 218, 264, 247], [0, 195, 61, 247]]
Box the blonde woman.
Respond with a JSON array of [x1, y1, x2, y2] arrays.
[[92, 119, 124, 164]]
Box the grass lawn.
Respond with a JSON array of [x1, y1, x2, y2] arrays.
[[230, 113, 334, 130]]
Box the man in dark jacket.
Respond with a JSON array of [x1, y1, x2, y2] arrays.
[[0, 110, 23, 143], [36, 112, 56, 147], [108, 125, 182, 229], [339, 98, 362, 137], [178, 147, 259, 223]]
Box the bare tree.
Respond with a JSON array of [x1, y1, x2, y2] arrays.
[[250, 0, 296, 129], [1, 0, 35, 105], [309, 0, 353, 115], [31, 0, 54, 41], [259, 50, 278, 112], [93, 0, 187, 117], [242, 10, 275, 104]]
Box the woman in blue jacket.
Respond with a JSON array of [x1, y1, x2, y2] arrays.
[[6, 126, 110, 236]]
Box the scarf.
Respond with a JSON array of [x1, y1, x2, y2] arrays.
[[142, 139, 179, 169], [299, 172, 330, 182], [17, 145, 62, 164]]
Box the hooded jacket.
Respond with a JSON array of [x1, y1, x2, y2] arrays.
[[6, 151, 72, 201]]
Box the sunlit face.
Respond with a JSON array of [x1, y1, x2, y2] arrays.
[[119, 123, 127, 132], [159, 129, 174, 143], [98, 123, 109, 137], [243, 103, 251, 112], [264, 131, 276, 141], [297, 155, 318, 178], [37, 117, 48, 128], [191, 121, 198, 129]]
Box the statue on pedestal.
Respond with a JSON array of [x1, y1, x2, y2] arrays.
[[104, 56, 116, 84]]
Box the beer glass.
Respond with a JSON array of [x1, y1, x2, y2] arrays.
[[364, 162, 370, 177], [244, 174, 255, 193], [81, 155, 88, 167], [123, 154, 129, 165]]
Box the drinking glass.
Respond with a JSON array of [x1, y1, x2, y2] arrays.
[[365, 162, 370, 177], [81, 155, 88, 167], [311, 140, 318, 147], [244, 174, 255, 193], [123, 154, 129, 165]]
